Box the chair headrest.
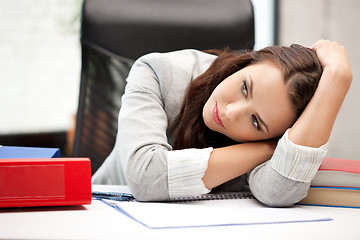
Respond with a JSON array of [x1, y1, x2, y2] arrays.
[[81, 0, 255, 60]]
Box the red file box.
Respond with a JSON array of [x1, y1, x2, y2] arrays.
[[0, 158, 92, 208]]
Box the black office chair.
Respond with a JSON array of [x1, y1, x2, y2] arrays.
[[73, 0, 255, 175]]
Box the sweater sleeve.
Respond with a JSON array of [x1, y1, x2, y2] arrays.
[[167, 148, 212, 198], [248, 129, 327, 207]]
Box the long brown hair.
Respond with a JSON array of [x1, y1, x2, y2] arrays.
[[171, 44, 323, 150]]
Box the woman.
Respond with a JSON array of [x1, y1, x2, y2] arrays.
[[92, 40, 352, 207]]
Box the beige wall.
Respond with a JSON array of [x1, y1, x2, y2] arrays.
[[278, 0, 360, 159]]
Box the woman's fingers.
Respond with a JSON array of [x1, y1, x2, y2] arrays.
[[311, 39, 352, 90], [312, 40, 350, 70]]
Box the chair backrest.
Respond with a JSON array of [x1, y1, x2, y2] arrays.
[[73, 0, 255, 175]]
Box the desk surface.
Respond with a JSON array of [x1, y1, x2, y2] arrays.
[[1, 185, 359, 240]]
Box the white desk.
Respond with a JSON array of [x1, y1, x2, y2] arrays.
[[1, 185, 359, 240]]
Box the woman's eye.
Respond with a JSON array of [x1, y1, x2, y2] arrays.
[[252, 115, 261, 131], [242, 80, 248, 97]]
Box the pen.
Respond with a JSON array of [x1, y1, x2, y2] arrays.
[[92, 191, 135, 202]]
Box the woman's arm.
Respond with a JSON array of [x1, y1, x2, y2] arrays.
[[289, 40, 352, 147], [95, 50, 218, 201], [202, 140, 276, 189], [248, 130, 327, 206]]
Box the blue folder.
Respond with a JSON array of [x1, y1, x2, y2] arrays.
[[0, 146, 60, 159]]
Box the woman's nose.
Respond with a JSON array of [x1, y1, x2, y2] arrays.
[[225, 102, 248, 122]]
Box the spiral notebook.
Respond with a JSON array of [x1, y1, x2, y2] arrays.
[[167, 191, 254, 202], [96, 189, 331, 229]]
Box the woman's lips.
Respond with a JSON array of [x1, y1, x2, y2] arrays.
[[212, 103, 224, 128]]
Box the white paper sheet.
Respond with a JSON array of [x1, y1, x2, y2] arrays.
[[101, 198, 332, 229]]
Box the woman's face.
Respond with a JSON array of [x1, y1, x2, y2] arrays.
[[202, 61, 297, 142]]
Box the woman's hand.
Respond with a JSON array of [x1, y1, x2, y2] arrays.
[[311, 39, 352, 89]]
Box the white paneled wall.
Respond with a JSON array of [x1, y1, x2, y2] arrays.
[[0, 0, 81, 134]]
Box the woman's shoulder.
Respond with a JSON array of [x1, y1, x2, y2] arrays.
[[136, 49, 217, 77], [139, 49, 216, 62], [162, 49, 217, 64], [125, 49, 217, 102]]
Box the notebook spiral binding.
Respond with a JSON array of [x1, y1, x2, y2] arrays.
[[168, 192, 254, 203]]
